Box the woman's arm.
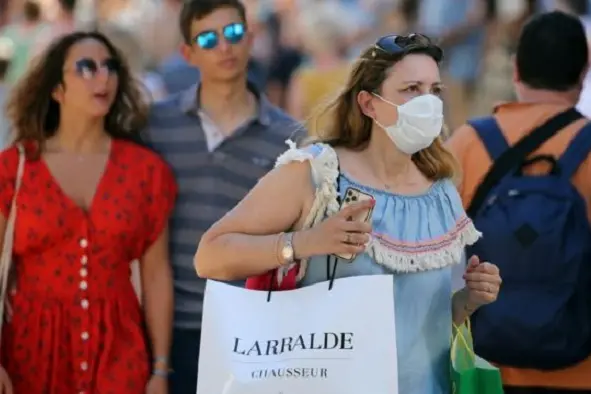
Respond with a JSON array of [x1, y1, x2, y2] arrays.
[[0, 215, 6, 258], [194, 161, 314, 281], [453, 256, 501, 325], [0, 214, 8, 316], [141, 226, 174, 376], [452, 256, 501, 325], [451, 287, 476, 325]]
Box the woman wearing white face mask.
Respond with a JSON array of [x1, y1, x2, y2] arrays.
[[194, 34, 502, 393]]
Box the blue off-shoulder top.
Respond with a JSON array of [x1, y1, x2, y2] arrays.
[[275, 143, 480, 394]]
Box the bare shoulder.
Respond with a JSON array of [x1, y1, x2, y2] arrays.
[[262, 158, 314, 190]]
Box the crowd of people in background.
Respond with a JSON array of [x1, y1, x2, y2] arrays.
[[2, 0, 591, 138], [2, 0, 591, 394]]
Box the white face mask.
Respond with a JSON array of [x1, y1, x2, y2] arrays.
[[373, 93, 444, 155]]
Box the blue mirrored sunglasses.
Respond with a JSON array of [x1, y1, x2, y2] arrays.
[[194, 22, 246, 50]]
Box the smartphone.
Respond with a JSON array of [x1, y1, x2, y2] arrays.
[[333, 187, 375, 261]]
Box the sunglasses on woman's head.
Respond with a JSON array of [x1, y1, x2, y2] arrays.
[[374, 33, 437, 55], [68, 58, 121, 80], [193, 22, 246, 50]]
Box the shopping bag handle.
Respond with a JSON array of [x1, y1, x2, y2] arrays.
[[266, 254, 340, 302], [451, 321, 476, 363]]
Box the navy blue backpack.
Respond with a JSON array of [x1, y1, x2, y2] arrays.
[[466, 109, 591, 370]]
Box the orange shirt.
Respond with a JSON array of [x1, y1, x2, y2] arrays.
[[446, 102, 591, 389]]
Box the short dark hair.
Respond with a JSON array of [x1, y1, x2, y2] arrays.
[[516, 11, 588, 91], [23, 0, 41, 22], [179, 0, 247, 44], [0, 60, 9, 80], [58, 0, 77, 13]]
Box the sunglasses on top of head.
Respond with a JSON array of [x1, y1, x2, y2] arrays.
[[373, 33, 441, 58], [193, 22, 247, 50], [65, 58, 121, 80]]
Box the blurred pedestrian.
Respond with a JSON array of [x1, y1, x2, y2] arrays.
[[31, 0, 77, 59], [0, 0, 45, 86], [136, 0, 184, 66], [144, 0, 300, 392], [261, 0, 304, 108], [0, 31, 176, 394], [448, 11, 591, 393], [416, 0, 489, 130], [99, 23, 168, 102], [286, 2, 352, 136]]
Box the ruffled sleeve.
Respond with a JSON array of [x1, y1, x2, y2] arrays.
[[246, 141, 340, 290], [275, 141, 341, 238], [144, 156, 178, 250], [365, 179, 482, 273], [0, 146, 20, 218]]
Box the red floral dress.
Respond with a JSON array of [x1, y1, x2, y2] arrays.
[[0, 139, 177, 394]]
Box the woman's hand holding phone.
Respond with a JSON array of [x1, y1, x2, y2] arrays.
[[293, 199, 374, 259]]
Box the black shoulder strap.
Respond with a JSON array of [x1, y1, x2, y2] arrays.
[[466, 108, 583, 217]]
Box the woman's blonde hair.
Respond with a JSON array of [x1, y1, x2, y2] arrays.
[[310, 35, 459, 181]]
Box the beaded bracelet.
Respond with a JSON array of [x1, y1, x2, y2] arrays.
[[152, 368, 170, 378], [153, 356, 168, 365]]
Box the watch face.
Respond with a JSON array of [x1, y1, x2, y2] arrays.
[[281, 246, 293, 261]]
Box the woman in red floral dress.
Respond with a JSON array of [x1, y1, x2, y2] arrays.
[[0, 31, 177, 394]]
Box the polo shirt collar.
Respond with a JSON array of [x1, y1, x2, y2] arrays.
[[179, 81, 272, 127]]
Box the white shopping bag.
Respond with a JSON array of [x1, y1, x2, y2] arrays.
[[198, 275, 399, 394]]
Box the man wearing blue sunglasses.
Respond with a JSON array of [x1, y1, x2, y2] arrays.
[[144, 1, 301, 393]]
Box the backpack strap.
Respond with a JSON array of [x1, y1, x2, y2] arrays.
[[467, 108, 583, 217], [557, 122, 591, 179], [467, 117, 510, 161]]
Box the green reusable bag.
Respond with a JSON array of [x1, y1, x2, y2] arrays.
[[451, 322, 504, 394]]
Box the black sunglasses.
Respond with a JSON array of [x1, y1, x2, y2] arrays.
[[374, 33, 442, 59], [193, 22, 247, 50], [66, 58, 121, 80]]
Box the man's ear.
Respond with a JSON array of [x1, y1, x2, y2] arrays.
[[180, 43, 194, 64]]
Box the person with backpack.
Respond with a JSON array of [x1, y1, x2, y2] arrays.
[[447, 10, 591, 394]]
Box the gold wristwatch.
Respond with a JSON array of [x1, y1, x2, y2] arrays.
[[280, 232, 295, 265]]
